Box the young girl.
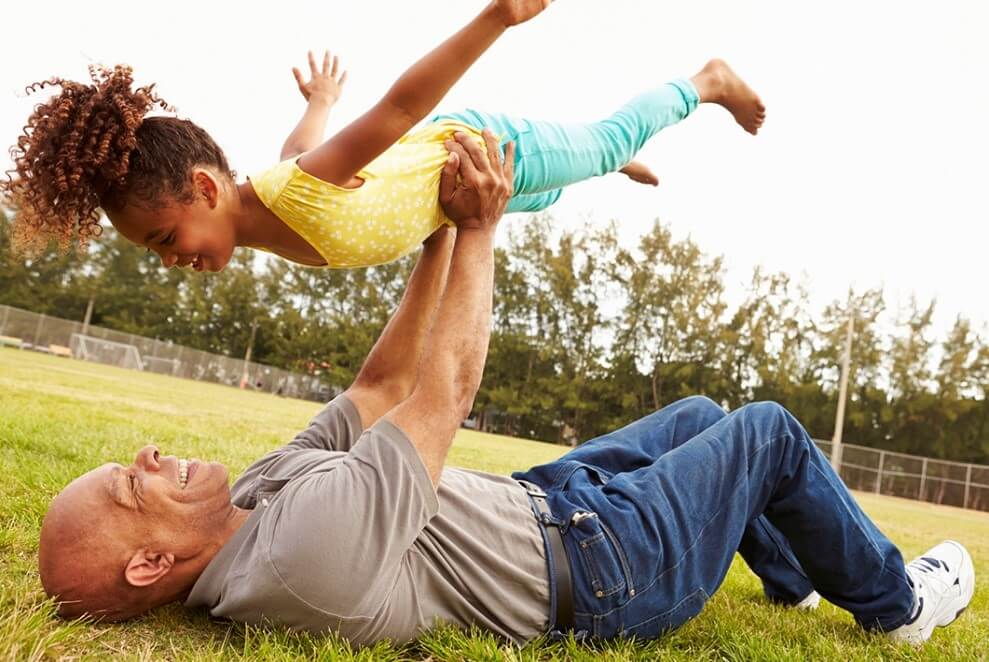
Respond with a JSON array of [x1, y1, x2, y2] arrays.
[[3, 0, 764, 271]]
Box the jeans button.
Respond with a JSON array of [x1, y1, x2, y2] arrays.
[[596, 590, 604, 598]]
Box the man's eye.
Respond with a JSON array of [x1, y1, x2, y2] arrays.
[[163, 233, 176, 246]]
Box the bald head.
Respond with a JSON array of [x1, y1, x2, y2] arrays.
[[39, 472, 140, 620], [38, 447, 244, 621]]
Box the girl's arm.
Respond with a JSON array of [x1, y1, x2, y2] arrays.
[[280, 50, 348, 160], [297, 0, 551, 186]]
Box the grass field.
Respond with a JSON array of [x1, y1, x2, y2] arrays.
[[1, 348, 987, 661]]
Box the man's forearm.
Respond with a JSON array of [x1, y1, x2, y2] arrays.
[[353, 229, 455, 398], [280, 99, 333, 159], [418, 229, 494, 408], [388, 227, 496, 485]]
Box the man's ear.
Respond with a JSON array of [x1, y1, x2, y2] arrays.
[[124, 549, 175, 587], [193, 169, 220, 208]]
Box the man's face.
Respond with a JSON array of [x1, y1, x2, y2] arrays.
[[68, 446, 234, 557], [39, 446, 241, 620]]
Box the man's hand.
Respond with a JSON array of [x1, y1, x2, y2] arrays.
[[292, 50, 348, 106], [492, 0, 554, 27], [439, 129, 515, 231]]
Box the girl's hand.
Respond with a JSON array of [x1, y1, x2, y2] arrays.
[[493, 0, 553, 27], [292, 50, 348, 106]]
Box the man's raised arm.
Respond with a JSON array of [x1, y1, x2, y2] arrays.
[[343, 223, 455, 430], [386, 131, 515, 486]]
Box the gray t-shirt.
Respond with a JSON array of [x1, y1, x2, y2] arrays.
[[185, 395, 550, 645]]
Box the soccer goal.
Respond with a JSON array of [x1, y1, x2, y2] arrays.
[[69, 333, 144, 371]]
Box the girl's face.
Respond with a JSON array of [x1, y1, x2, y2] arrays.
[[106, 170, 237, 273]]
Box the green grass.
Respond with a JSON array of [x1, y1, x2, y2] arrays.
[[1, 348, 987, 661]]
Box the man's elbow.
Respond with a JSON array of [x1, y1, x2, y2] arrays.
[[352, 371, 413, 405], [419, 378, 477, 425], [453, 389, 477, 423], [451, 374, 481, 422]]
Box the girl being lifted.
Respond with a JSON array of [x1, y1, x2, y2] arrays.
[[4, 0, 764, 271]]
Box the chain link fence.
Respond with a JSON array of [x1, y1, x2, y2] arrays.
[[0, 304, 329, 402], [814, 439, 989, 513]]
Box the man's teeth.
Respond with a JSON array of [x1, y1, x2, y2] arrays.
[[178, 458, 189, 488]]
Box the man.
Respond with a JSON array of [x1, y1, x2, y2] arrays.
[[39, 131, 974, 647]]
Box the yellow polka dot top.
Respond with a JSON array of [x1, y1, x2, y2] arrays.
[[249, 120, 483, 268]]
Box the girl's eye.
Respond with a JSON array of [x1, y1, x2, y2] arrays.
[[163, 233, 176, 246]]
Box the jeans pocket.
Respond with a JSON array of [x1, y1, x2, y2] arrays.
[[571, 513, 633, 605], [623, 587, 709, 638]]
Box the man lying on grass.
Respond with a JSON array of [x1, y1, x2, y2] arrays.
[[39, 131, 974, 647]]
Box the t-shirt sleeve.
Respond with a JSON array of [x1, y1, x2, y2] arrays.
[[285, 394, 364, 453], [265, 418, 438, 619], [229, 395, 363, 507]]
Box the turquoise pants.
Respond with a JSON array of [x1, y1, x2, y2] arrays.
[[432, 78, 699, 213]]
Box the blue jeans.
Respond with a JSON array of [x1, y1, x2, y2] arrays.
[[513, 396, 915, 639], [432, 79, 699, 213]]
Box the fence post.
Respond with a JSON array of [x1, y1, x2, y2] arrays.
[[0, 305, 9, 337], [964, 464, 973, 510], [875, 450, 885, 495], [919, 457, 928, 502], [33, 313, 45, 347]]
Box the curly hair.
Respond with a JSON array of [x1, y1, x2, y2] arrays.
[[2, 64, 234, 255]]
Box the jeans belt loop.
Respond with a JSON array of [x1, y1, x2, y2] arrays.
[[518, 480, 574, 632]]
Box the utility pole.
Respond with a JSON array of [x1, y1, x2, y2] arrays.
[[81, 296, 95, 335], [240, 320, 258, 389], [831, 309, 855, 473]]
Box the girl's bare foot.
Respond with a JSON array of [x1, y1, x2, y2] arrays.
[[690, 59, 766, 135], [619, 161, 659, 186]]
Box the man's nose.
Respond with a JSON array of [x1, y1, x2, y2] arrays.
[[135, 445, 161, 471]]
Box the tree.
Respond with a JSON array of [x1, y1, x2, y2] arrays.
[[264, 254, 414, 386], [722, 268, 819, 414], [886, 296, 940, 455], [934, 318, 985, 462], [0, 209, 94, 320], [608, 220, 727, 413], [86, 228, 188, 339]]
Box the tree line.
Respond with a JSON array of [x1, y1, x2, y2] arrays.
[[2, 207, 988, 464]]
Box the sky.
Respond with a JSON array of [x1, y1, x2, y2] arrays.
[[2, 0, 987, 341]]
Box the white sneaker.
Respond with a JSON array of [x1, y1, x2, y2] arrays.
[[795, 590, 821, 610], [887, 540, 975, 644]]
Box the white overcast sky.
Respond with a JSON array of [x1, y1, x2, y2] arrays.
[[3, 1, 987, 340]]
